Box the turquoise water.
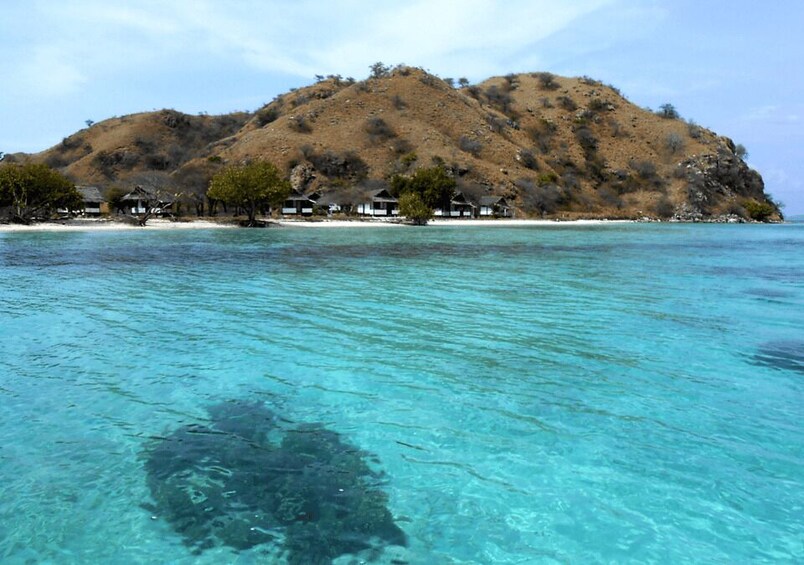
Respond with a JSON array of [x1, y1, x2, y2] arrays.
[[0, 223, 802, 564]]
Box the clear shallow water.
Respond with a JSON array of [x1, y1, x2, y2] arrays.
[[0, 223, 802, 564]]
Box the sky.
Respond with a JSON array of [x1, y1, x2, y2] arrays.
[[1, 0, 802, 213]]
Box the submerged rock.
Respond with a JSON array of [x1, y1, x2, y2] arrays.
[[142, 401, 406, 563], [750, 340, 804, 374]]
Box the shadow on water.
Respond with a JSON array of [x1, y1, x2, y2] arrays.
[[141, 400, 407, 564], [750, 340, 804, 374]]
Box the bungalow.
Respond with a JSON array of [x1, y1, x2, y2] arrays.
[[478, 196, 512, 218], [312, 193, 343, 215], [76, 186, 106, 216], [356, 189, 399, 217], [434, 191, 476, 218], [282, 190, 315, 216], [120, 186, 173, 216]]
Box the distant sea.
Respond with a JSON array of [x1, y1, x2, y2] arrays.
[[1, 223, 802, 564]]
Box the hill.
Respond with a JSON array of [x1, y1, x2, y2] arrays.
[[8, 66, 781, 221]]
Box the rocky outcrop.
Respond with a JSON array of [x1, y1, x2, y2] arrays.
[[677, 137, 776, 218]]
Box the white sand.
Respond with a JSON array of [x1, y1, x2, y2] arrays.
[[275, 218, 630, 228], [0, 217, 632, 232], [0, 218, 236, 232]]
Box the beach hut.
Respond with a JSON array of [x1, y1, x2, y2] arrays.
[[120, 186, 173, 216], [434, 191, 476, 218], [478, 196, 512, 218], [356, 189, 399, 217], [76, 186, 106, 216], [282, 190, 315, 216]]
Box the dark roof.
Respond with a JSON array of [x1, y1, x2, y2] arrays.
[[121, 186, 153, 201], [77, 186, 104, 203], [369, 189, 397, 203], [285, 194, 314, 203], [451, 192, 475, 206], [479, 196, 509, 206], [121, 186, 174, 205]]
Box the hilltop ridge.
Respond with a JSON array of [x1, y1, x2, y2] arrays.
[[9, 65, 781, 221]]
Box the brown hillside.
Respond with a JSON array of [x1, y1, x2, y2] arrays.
[[20, 66, 779, 220]]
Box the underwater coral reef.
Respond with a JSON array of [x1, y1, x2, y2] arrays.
[[142, 400, 406, 564]]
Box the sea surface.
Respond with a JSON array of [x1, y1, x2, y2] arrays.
[[0, 223, 802, 564]]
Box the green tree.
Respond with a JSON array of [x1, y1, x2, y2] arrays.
[[0, 162, 80, 224], [207, 160, 291, 226], [658, 103, 680, 119], [391, 165, 456, 214], [398, 192, 431, 225]]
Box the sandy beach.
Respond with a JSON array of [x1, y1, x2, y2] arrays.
[[0, 217, 631, 232], [0, 218, 237, 232], [273, 218, 629, 228]]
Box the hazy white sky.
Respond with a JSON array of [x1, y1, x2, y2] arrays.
[[1, 0, 802, 213]]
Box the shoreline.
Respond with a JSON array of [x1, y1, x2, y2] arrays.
[[0, 217, 632, 232], [0, 216, 783, 232]]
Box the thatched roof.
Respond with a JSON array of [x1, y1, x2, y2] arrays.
[[77, 185, 104, 203]]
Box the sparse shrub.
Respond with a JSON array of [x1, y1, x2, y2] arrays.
[[743, 199, 776, 221], [300, 144, 315, 159], [44, 154, 69, 169], [401, 152, 418, 166], [443, 77, 455, 88], [575, 126, 598, 155], [687, 120, 703, 139], [628, 159, 666, 191], [354, 81, 370, 93], [466, 85, 481, 100], [419, 74, 438, 87], [735, 143, 748, 159], [291, 93, 310, 108], [657, 103, 680, 119], [485, 85, 515, 116], [580, 75, 601, 86], [390, 138, 413, 154], [726, 200, 747, 218], [666, 132, 684, 154], [534, 72, 558, 89], [599, 186, 623, 209], [631, 159, 657, 179], [145, 153, 171, 170], [308, 150, 368, 181], [160, 110, 190, 129], [655, 196, 675, 218], [391, 95, 406, 110], [557, 95, 577, 111], [458, 136, 482, 156], [527, 119, 557, 154], [562, 172, 580, 191], [540, 97, 553, 108], [516, 177, 566, 216], [608, 119, 625, 137], [364, 117, 396, 142], [503, 74, 518, 90], [588, 98, 609, 113], [485, 113, 507, 134], [537, 172, 559, 185], [288, 115, 312, 133], [517, 148, 538, 170], [369, 62, 390, 79], [256, 107, 279, 126], [61, 135, 84, 151], [672, 164, 688, 179]]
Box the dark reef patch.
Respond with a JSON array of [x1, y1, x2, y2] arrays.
[[750, 340, 804, 374], [142, 400, 406, 563]]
